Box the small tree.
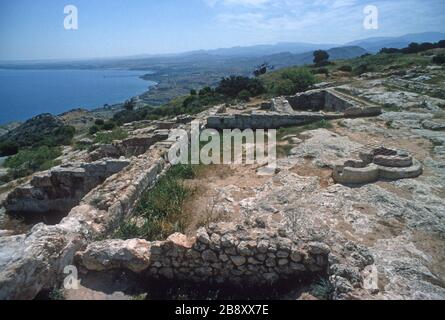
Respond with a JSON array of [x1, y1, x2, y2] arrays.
[[123, 98, 137, 111], [237, 89, 251, 102], [313, 50, 330, 67]]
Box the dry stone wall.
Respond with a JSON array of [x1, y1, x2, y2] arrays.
[[76, 221, 330, 285]]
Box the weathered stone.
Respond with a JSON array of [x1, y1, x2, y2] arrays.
[[76, 239, 151, 273], [221, 233, 238, 248], [230, 256, 247, 267], [276, 250, 290, 258], [237, 241, 253, 256], [290, 250, 303, 262], [278, 259, 289, 266], [307, 242, 330, 255], [196, 228, 211, 245], [202, 250, 218, 262], [257, 240, 269, 253], [265, 258, 276, 267]]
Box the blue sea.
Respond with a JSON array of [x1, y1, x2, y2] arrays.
[[0, 69, 155, 125]]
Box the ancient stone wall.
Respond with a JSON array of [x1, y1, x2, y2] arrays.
[[88, 131, 169, 161], [286, 89, 355, 112], [76, 221, 330, 285], [0, 141, 174, 300], [4, 159, 130, 215], [286, 90, 326, 111], [207, 112, 326, 130]]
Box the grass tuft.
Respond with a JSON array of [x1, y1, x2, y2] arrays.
[[114, 164, 197, 241]]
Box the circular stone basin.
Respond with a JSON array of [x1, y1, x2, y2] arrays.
[[334, 148, 422, 184], [373, 154, 413, 168]]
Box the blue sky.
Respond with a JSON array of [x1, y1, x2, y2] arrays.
[[1, 0, 445, 60]]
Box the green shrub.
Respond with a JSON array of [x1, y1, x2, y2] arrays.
[[4, 146, 62, 179], [123, 98, 137, 111], [354, 63, 372, 75], [216, 76, 265, 98], [102, 121, 117, 131], [432, 54, 445, 64], [270, 68, 316, 95], [237, 89, 251, 102], [114, 164, 197, 241], [338, 65, 353, 72], [89, 125, 100, 135], [0, 141, 19, 156], [90, 119, 117, 133], [271, 79, 295, 96], [94, 128, 128, 144], [313, 68, 329, 75], [94, 119, 105, 126]]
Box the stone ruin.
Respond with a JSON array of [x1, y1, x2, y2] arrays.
[[75, 221, 330, 285], [4, 159, 130, 217], [333, 147, 423, 185], [207, 88, 382, 130], [0, 95, 386, 299]]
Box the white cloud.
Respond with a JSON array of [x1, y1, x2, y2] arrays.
[[204, 0, 445, 43]]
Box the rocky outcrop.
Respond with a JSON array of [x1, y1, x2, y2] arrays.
[[0, 221, 85, 300], [88, 131, 169, 161], [1, 114, 68, 149], [271, 97, 294, 113], [4, 159, 130, 215], [76, 221, 330, 285]]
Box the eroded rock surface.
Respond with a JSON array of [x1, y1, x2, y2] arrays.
[[4, 159, 130, 215]]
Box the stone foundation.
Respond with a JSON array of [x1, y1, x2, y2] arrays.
[[76, 222, 330, 285]]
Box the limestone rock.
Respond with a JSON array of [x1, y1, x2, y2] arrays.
[[76, 239, 151, 273]]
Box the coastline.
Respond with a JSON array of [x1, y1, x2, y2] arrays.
[[0, 69, 157, 128]]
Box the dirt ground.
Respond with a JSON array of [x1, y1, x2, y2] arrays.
[[183, 164, 270, 235]]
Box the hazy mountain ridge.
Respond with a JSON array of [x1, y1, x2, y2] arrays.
[[1, 32, 444, 68], [347, 32, 445, 52]]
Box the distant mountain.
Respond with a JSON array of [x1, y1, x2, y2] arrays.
[[347, 32, 445, 53], [193, 42, 338, 57], [260, 46, 368, 68]]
